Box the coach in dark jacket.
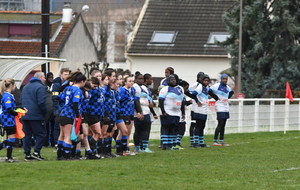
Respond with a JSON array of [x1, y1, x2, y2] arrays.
[[21, 72, 47, 161]]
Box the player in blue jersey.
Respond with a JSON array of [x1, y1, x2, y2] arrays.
[[90, 69, 102, 82], [117, 76, 142, 155], [97, 73, 108, 157], [57, 71, 86, 160], [208, 74, 234, 146], [191, 74, 211, 148], [102, 69, 128, 157], [85, 77, 103, 158], [159, 74, 185, 150], [73, 81, 95, 159], [0, 78, 26, 162]]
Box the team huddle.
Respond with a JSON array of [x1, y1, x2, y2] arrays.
[[0, 66, 233, 162]]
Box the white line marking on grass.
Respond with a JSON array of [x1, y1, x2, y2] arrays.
[[232, 136, 300, 145], [273, 167, 300, 172]]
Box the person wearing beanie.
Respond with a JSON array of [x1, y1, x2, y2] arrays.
[[208, 74, 234, 146], [159, 74, 185, 150], [160, 67, 175, 86], [190, 74, 211, 148], [45, 72, 54, 90], [133, 72, 154, 153], [176, 80, 192, 149], [186, 71, 205, 147]]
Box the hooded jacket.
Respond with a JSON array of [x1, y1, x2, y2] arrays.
[[21, 77, 47, 120], [52, 77, 63, 115]]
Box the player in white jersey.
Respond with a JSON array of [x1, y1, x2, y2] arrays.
[[187, 72, 205, 147], [191, 74, 210, 148], [176, 80, 192, 149], [159, 74, 185, 150], [160, 67, 174, 86], [208, 74, 234, 146]]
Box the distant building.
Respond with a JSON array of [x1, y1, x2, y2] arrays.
[[0, 3, 98, 79], [0, 0, 25, 10], [126, 0, 235, 88]]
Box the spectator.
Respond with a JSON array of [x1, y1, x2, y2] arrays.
[[45, 72, 53, 90], [21, 72, 47, 161], [44, 72, 55, 147]]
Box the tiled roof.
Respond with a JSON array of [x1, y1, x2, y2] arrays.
[[0, 23, 72, 57], [127, 0, 236, 56], [0, 11, 62, 24]]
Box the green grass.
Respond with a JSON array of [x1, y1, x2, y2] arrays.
[[1, 131, 300, 190]]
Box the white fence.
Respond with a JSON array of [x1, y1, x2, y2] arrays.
[[146, 98, 300, 139]]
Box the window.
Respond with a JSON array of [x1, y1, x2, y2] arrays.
[[9, 24, 32, 38], [114, 46, 125, 62], [148, 31, 177, 45], [206, 32, 230, 44]]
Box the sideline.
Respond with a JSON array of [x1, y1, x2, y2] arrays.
[[273, 167, 300, 172], [232, 136, 300, 145]]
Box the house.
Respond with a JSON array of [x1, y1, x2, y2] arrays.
[[0, 2, 98, 82], [81, 0, 145, 70], [126, 0, 236, 88]]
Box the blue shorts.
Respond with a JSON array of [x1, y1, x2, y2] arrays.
[[134, 114, 151, 125], [217, 112, 229, 119], [160, 115, 180, 126]]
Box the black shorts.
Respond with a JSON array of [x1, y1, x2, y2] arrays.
[[191, 111, 196, 121], [58, 116, 73, 126], [102, 121, 115, 133], [122, 115, 133, 125], [3, 126, 16, 136], [85, 114, 101, 126]]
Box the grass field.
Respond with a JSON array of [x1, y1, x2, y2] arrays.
[[1, 131, 300, 190]]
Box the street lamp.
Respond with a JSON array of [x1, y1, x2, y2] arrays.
[[82, 5, 89, 12]]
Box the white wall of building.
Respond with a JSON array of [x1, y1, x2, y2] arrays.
[[58, 17, 98, 72], [24, 0, 41, 11], [126, 55, 231, 86]]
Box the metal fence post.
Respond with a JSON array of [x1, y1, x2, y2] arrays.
[[238, 100, 243, 133], [254, 99, 259, 132], [284, 99, 289, 134], [270, 100, 275, 132]]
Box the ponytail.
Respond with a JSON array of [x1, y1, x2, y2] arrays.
[[0, 78, 15, 95]]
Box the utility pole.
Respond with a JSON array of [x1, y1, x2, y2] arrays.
[[237, 0, 243, 94], [41, 0, 50, 74]]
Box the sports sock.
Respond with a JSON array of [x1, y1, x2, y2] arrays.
[[199, 136, 204, 145], [116, 140, 122, 154], [97, 139, 103, 155], [121, 136, 128, 152], [63, 142, 73, 159], [142, 140, 149, 149], [107, 137, 112, 154], [194, 135, 199, 146], [6, 138, 16, 159], [57, 140, 64, 158], [176, 134, 183, 145]]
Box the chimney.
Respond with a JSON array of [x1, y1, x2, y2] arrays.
[[62, 2, 72, 23]]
